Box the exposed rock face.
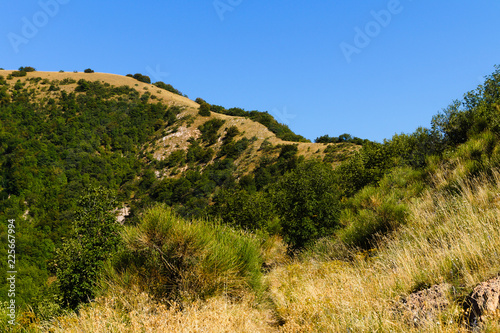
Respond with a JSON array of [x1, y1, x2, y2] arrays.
[[398, 283, 451, 327], [465, 276, 500, 327], [116, 205, 130, 224]]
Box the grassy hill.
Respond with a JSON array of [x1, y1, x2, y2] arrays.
[[0, 69, 358, 170], [2, 66, 500, 331]]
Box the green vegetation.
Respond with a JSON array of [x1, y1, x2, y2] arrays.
[[198, 118, 225, 145], [52, 187, 120, 309], [198, 100, 310, 143], [3, 66, 500, 331], [127, 73, 151, 84], [272, 160, 340, 249], [315, 133, 369, 145], [198, 102, 211, 116], [0, 78, 179, 310], [154, 81, 184, 96], [18, 66, 36, 73], [113, 205, 262, 300]]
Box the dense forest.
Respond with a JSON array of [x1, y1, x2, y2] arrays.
[[1, 66, 500, 331]]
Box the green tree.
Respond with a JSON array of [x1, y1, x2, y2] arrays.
[[18, 66, 36, 72], [0, 87, 10, 106], [154, 81, 183, 96], [198, 118, 225, 144], [131, 73, 151, 84], [52, 187, 121, 308], [198, 102, 211, 117], [272, 160, 340, 249]]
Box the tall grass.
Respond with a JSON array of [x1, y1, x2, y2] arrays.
[[110, 204, 263, 301], [268, 170, 500, 331], [39, 286, 276, 332], [336, 166, 425, 250]]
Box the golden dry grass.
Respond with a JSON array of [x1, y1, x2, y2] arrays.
[[0, 69, 199, 109], [37, 287, 276, 333]]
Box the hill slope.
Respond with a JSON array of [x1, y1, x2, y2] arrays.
[[7, 66, 500, 331], [0, 69, 357, 167], [0, 68, 362, 314]]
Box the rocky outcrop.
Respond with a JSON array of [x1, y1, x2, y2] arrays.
[[465, 276, 500, 327], [398, 283, 451, 327]]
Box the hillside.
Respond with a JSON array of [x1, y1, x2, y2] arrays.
[[0, 70, 357, 171], [0, 67, 362, 317], [2, 66, 500, 332]]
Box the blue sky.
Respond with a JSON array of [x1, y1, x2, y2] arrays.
[[1, 1, 500, 142]]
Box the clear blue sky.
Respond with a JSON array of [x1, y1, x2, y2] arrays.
[[2, 0, 500, 142]]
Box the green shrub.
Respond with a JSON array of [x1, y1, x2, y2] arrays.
[[337, 167, 425, 249], [167, 150, 186, 167], [13, 80, 24, 90], [84, 68, 94, 73], [186, 140, 214, 163], [10, 70, 27, 77], [195, 97, 207, 104], [198, 118, 225, 145], [115, 204, 263, 300], [211, 189, 278, 233], [323, 144, 352, 163], [0, 87, 10, 105], [198, 102, 211, 117], [60, 78, 76, 85], [127, 73, 151, 84], [218, 138, 250, 159], [387, 127, 445, 168], [154, 81, 183, 96], [223, 126, 240, 143], [435, 131, 500, 191], [52, 187, 121, 309], [18, 66, 35, 72], [48, 84, 60, 92], [315, 133, 368, 145], [272, 160, 340, 250], [334, 142, 394, 198]]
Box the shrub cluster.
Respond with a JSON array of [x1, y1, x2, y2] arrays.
[[126, 73, 151, 84], [154, 81, 184, 96], [115, 205, 263, 300], [193, 100, 309, 142]]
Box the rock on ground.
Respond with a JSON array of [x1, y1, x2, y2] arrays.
[[398, 283, 451, 327], [465, 276, 500, 327]]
